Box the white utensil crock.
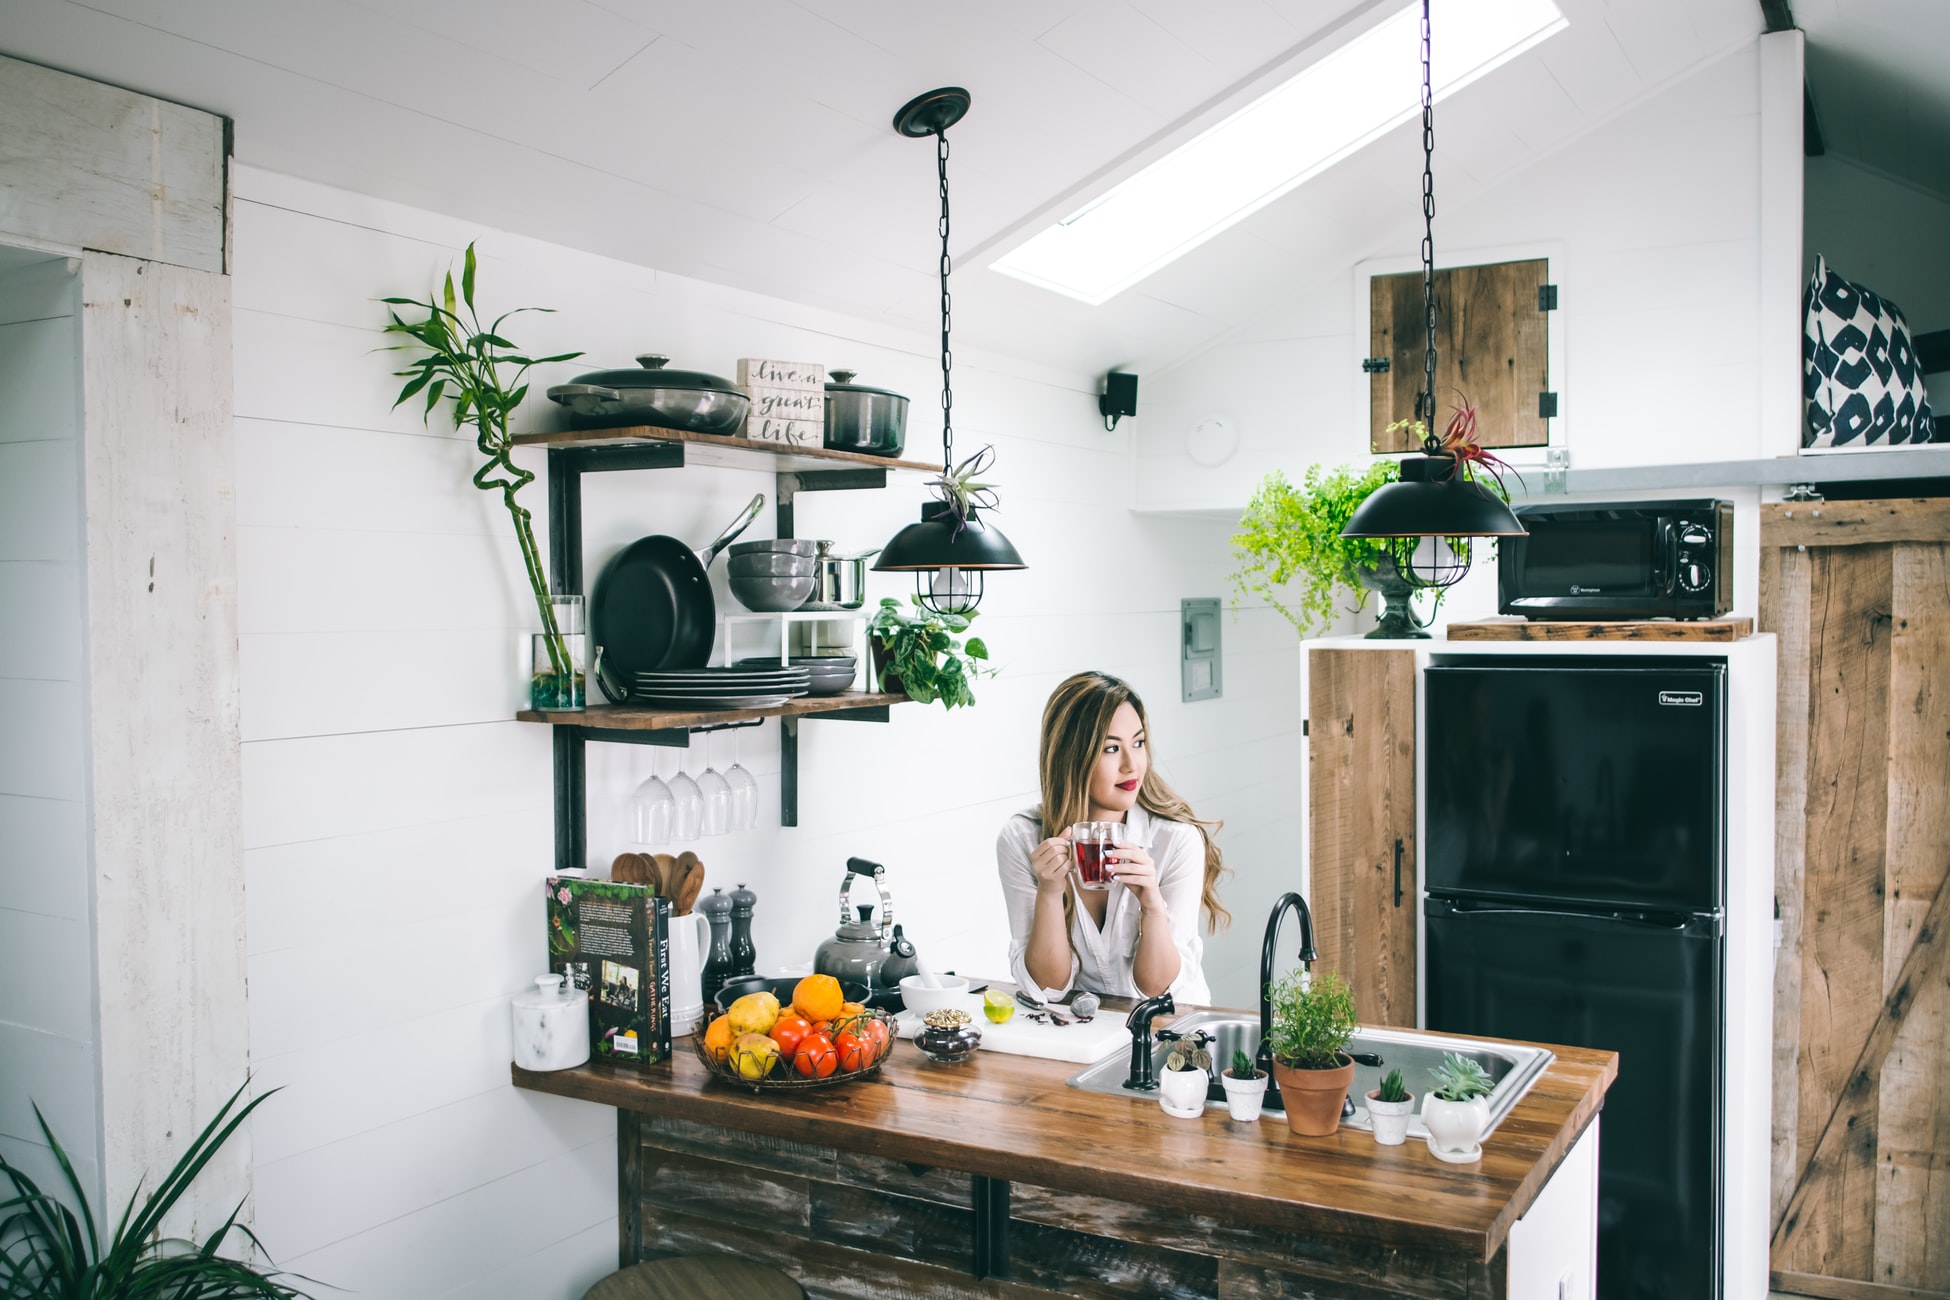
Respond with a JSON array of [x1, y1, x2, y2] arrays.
[[511, 974, 589, 1072], [667, 911, 710, 1037]]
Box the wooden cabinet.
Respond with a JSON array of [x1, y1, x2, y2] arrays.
[[1761, 498, 1950, 1299], [1307, 647, 1418, 1029], [1370, 257, 1550, 453]]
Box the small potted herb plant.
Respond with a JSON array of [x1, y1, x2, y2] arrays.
[[1365, 1067, 1416, 1146], [867, 596, 993, 710], [1156, 1030, 1213, 1119], [1423, 1050, 1496, 1163], [1266, 968, 1359, 1136], [1220, 1046, 1269, 1122]]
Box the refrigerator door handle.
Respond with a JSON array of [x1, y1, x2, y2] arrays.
[[1430, 899, 1703, 931]]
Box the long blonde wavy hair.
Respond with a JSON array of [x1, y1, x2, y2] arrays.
[[1036, 671, 1230, 932]]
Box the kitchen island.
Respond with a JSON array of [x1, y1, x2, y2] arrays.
[[514, 1009, 1615, 1300]]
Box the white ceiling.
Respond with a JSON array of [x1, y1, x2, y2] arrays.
[[1796, 0, 1950, 201], [2, 0, 1775, 374]]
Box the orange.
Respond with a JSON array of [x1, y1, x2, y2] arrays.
[[701, 1015, 734, 1065], [792, 974, 845, 1023]]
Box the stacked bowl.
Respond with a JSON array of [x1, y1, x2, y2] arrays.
[[726, 540, 814, 612], [735, 656, 857, 696]]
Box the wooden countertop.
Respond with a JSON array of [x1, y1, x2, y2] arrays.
[[513, 1016, 1616, 1265]]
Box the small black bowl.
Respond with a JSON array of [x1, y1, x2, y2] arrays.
[[713, 975, 871, 1017]]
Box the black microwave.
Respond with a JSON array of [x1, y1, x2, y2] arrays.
[[1497, 499, 1733, 620]]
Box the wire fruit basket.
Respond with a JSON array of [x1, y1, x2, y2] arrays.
[[692, 1008, 899, 1092]]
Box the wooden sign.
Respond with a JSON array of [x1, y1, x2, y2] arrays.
[[735, 357, 825, 446], [737, 358, 825, 389]]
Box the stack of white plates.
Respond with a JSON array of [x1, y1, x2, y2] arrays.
[[632, 666, 811, 709]]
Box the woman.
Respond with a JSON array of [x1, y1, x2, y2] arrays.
[[997, 672, 1228, 1005]]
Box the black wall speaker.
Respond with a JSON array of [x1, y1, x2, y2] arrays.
[[1100, 371, 1138, 429]]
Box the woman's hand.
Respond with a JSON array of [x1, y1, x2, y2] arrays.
[[1108, 843, 1165, 912], [1029, 837, 1072, 896]]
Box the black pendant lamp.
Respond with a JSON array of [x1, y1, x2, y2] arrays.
[[1339, 0, 1525, 590], [874, 87, 1026, 617]]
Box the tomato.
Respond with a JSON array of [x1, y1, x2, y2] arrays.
[[861, 1016, 891, 1062], [768, 1011, 812, 1058], [793, 1032, 838, 1079], [833, 1026, 871, 1073]]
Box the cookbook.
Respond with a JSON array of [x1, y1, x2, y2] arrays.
[[544, 876, 671, 1068]]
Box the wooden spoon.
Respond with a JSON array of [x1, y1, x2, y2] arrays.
[[610, 852, 653, 887], [673, 851, 706, 916]]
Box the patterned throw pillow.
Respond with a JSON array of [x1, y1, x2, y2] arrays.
[[1804, 255, 1938, 448]]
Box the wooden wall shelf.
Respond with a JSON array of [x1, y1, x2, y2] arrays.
[[512, 424, 940, 476], [516, 691, 907, 735], [1446, 617, 1754, 642]]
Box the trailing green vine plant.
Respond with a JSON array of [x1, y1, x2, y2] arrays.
[[381, 244, 582, 700], [867, 597, 992, 711], [1229, 461, 1398, 637]]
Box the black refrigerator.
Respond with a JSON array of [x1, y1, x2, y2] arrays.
[[1423, 656, 1726, 1300]]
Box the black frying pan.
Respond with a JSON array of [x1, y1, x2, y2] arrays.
[[592, 494, 764, 698]]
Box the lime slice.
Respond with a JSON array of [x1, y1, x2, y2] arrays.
[[983, 989, 1016, 1024]]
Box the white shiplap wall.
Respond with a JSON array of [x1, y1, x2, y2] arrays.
[[231, 165, 1301, 1300], [0, 251, 100, 1211], [1136, 39, 1777, 509]]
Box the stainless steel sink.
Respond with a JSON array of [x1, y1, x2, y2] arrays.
[[1065, 1012, 1553, 1140]]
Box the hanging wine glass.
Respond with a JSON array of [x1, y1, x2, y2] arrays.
[[726, 727, 759, 832], [630, 747, 673, 846], [670, 739, 703, 842], [697, 730, 731, 837]]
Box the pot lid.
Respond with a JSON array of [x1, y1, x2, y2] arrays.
[[569, 354, 740, 394], [825, 369, 907, 400]]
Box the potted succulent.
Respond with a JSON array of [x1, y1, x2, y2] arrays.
[[1423, 1050, 1496, 1163], [1230, 461, 1429, 639], [1266, 968, 1359, 1137], [1220, 1046, 1269, 1122], [867, 596, 993, 710], [1156, 1030, 1213, 1119], [1365, 1067, 1416, 1146]]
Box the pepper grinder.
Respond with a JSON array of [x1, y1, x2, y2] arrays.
[[699, 887, 734, 999], [727, 882, 758, 980]]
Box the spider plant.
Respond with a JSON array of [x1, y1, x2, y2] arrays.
[[0, 1082, 312, 1299]]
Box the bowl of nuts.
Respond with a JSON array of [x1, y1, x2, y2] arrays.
[[914, 1009, 981, 1064]]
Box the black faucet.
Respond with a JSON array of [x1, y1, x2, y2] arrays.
[[1123, 992, 1175, 1091], [1258, 891, 1317, 1080]]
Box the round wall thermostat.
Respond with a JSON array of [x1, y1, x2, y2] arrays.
[[1187, 415, 1237, 467]]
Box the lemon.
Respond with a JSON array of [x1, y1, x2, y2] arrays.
[[983, 989, 1016, 1024], [730, 1031, 781, 1081], [727, 991, 781, 1036]]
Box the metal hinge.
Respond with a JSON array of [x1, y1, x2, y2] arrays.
[[1539, 392, 1559, 418], [1362, 357, 1390, 373], [1538, 284, 1559, 311], [1784, 483, 1824, 502], [1545, 447, 1570, 494]]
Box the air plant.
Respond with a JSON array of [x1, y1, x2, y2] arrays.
[[1387, 389, 1526, 501], [927, 445, 1001, 537]]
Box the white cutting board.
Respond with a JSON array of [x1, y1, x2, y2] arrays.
[[898, 994, 1127, 1065]]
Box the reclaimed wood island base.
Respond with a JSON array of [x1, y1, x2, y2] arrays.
[[513, 1023, 1616, 1300]]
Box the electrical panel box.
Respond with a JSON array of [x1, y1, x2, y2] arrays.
[[1181, 598, 1222, 702]]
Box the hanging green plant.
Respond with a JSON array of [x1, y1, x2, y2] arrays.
[[867, 596, 992, 710], [380, 244, 583, 698], [1229, 461, 1400, 637]]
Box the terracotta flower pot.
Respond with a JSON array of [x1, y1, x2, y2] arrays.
[[1272, 1054, 1356, 1136]]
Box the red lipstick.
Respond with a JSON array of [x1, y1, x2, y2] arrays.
[[1116, 779, 1139, 791]]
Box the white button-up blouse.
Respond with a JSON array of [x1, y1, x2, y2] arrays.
[[995, 803, 1212, 1006]]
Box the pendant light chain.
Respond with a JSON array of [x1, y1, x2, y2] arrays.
[[1418, 0, 1439, 455], [937, 129, 955, 476]]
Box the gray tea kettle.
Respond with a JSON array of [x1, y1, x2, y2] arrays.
[[812, 857, 920, 998]]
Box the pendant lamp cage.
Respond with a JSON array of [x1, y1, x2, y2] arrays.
[[874, 87, 1027, 616], [1338, 0, 1525, 591]]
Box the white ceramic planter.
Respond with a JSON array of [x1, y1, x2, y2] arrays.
[[1422, 1094, 1490, 1163], [1220, 1070, 1268, 1121], [1364, 1089, 1415, 1146], [1158, 1067, 1209, 1118]]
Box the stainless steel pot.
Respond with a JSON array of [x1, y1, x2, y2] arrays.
[[547, 354, 750, 433], [823, 370, 908, 456], [801, 541, 879, 611]]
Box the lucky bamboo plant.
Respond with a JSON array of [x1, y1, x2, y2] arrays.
[[382, 244, 582, 697]]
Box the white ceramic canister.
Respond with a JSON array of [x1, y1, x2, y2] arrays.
[[511, 974, 590, 1071], [667, 911, 711, 1038]]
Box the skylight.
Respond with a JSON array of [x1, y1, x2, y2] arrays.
[[989, 0, 1567, 306]]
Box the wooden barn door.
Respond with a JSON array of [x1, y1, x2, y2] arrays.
[[1762, 499, 1950, 1299]]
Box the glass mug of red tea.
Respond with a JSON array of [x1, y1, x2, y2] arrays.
[[1068, 822, 1127, 891]]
